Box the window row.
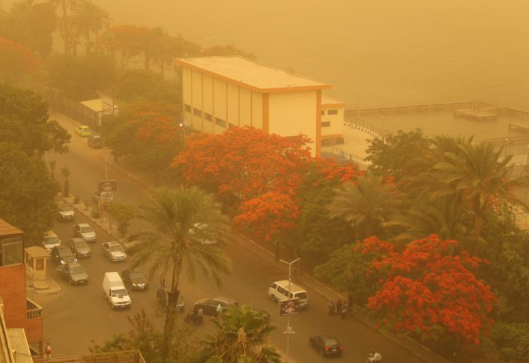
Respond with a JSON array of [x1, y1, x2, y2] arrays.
[[322, 109, 339, 115]]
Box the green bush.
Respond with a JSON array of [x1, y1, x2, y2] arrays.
[[490, 323, 529, 361]]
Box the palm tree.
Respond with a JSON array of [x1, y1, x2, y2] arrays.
[[419, 137, 529, 237], [386, 196, 471, 244], [128, 186, 232, 361], [71, 0, 110, 55], [48, 0, 81, 54], [200, 305, 281, 363], [327, 175, 401, 240]]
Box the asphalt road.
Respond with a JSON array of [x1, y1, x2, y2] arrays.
[[32, 114, 425, 363]]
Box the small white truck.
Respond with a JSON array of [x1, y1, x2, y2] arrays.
[[102, 272, 131, 309]]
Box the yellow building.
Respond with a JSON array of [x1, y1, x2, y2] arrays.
[[175, 56, 344, 157]]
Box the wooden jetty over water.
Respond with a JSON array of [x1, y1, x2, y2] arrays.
[[453, 108, 498, 121]]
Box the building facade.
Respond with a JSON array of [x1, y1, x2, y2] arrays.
[[175, 56, 344, 157]]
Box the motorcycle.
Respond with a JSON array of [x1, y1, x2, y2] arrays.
[[184, 311, 204, 325]]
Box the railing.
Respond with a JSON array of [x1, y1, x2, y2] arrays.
[[26, 298, 42, 319], [32, 350, 146, 363]]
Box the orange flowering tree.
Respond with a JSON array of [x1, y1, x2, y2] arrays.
[[0, 37, 38, 81], [365, 234, 497, 345]]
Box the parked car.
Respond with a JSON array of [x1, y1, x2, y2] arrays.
[[75, 125, 93, 137], [57, 203, 75, 221], [87, 134, 103, 149], [121, 269, 148, 290], [66, 238, 92, 258], [309, 335, 343, 357], [42, 231, 61, 253], [92, 190, 113, 204], [102, 241, 127, 262], [193, 297, 237, 315], [51, 245, 77, 265], [55, 262, 89, 285], [189, 223, 218, 245], [73, 223, 97, 242]]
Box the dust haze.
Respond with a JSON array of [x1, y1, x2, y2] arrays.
[[5, 0, 529, 107]]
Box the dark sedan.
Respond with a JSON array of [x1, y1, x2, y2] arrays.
[[55, 262, 89, 285], [121, 269, 148, 291], [309, 335, 343, 357], [51, 245, 77, 265], [193, 297, 237, 315], [66, 238, 92, 258]]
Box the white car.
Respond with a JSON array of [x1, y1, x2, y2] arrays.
[[42, 231, 61, 253], [57, 203, 75, 221], [189, 223, 218, 245], [102, 242, 127, 262], [73, 223, 97, 242]]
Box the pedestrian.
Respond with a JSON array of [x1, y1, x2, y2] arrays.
[[341, 302, 348, 320], [327, 300, 335, 317], [336, 299, 342, 317], [45, 342, 52, 359], [160, 276, 166, 289], [216, 303, 223, 317]]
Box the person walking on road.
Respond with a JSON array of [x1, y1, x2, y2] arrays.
[[341, 302, 348, 319], [336, 299, 342, 317], [45, 342, 52, 359], [328, 300, 335, 317]]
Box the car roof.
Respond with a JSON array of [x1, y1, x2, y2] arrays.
[[213, 296, 236, 304], [70, 238, 85, 243], [273, 280, 306, 292], [77, 223, 91, 228], [43, 230, 58, 238], [107, 241, 121, 246]]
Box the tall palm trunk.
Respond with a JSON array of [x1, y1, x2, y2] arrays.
[[472, 195, 483, 238], [161, 259, 182, 361]]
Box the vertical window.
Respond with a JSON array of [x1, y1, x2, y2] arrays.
[[204, 113, 212, 121], [215, 118, 226, 128], [36, 258, 44, 270], [193, 108, 202, 117], [1, 237, 23, 266], [321, 110, 325, 115], [184, 104, 191, 113]]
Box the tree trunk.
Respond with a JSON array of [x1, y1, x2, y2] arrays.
[[161, 261, 182, 361]]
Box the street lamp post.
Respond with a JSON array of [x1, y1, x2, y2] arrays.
[[279, 257, 301, 363]]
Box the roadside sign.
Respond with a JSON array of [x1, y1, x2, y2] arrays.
[[279, 299, 300, 316], [98, 180, 117, 192]]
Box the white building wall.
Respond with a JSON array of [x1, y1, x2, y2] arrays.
[[203, 74, 214, 134], [240, 89, 252, 127], [227, 84, 239, 128], [182, 68, 192, 126], [321, 106, 344, 137], [191, 70, 203, 131], [268, 91, 317, 152], [213, 78, 227, 134], [252, 93, 263, 129]]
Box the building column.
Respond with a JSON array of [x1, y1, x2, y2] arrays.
[[316, 90, 322, 157], [262, 93, 269, 133]]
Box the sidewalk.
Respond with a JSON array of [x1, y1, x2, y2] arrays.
[[51, 111, 451, 363]]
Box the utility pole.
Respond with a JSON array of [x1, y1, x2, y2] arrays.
[[279, 257, 301, 363]]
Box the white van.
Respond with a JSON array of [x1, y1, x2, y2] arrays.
[[102, 272, 131, 309], [268, 280, 309, 309]]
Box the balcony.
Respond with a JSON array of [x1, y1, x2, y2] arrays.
[[32, 350, 147, 363], [26, 298, 42, 320]]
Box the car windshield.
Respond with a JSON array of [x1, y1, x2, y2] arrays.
[[112, 289, 128, 297], [74, 241, 88, 249], [62, 249, 73, 257], [44, 237, 60, 245], [131, 272, 144, 279], [59, 205, 72, 211], [80, 226, 94, 233], [70, 266, 85, 274], [109, 245, 123, 252], [295, 292, 308, 299], [323, 338, 338, 346]]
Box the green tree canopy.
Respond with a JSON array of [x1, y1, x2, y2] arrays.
[[0, 82, 70, 155], [0, 142, 58, 245], [47, 54, 117, 101], [111, 69, 179, 103]]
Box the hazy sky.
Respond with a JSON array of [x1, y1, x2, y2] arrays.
[[4, 0, 529, 107]]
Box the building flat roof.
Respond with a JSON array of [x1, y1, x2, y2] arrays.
[[0, 219, 23, 237], [80, 99, 103, 112], [175, 56, 332, 93], [322, 95, 346, 108]]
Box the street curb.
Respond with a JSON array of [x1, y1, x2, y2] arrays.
[[55, 110, 452, 363]]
